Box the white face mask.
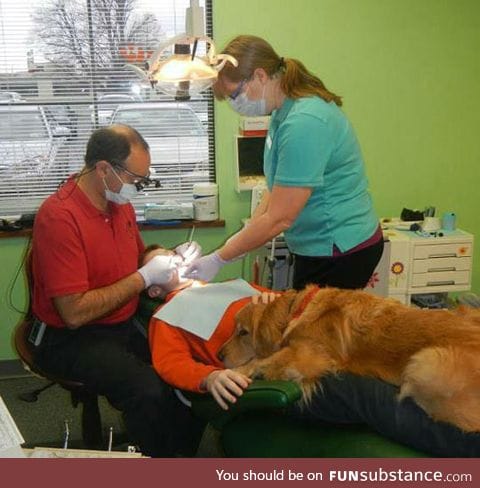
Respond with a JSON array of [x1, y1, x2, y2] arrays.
[[104, 167, 138, 205], [228, 83, 268, 117]]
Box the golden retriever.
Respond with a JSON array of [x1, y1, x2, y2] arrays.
[[218, 286, 480, 432]]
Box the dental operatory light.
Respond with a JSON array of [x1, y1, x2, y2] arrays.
[[129, 0, 237, 100]]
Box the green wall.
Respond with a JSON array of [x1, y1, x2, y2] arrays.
[[1, 0, 479, 359], [213, 0, 480, 280]]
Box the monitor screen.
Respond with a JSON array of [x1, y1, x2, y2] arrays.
[[237, 136, 266, 176]]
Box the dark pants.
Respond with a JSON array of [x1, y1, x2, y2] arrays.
[[288, 373, 480, 457], [292, 238, 384, 290], [33, 320, 204, 457]]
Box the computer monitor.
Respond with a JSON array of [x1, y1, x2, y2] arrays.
[[235, 135, 266, 191]]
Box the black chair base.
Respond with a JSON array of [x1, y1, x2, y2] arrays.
[[18, 380, 56, 403], [18, 378, 104, 449]]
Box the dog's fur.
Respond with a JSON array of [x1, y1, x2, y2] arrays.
[[218, 286, 480, 432]]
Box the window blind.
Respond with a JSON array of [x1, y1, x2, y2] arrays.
[[0, 0, 214, 217]]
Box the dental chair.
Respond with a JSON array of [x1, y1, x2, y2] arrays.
[[190, 381, 427, 457], [136, 295, 426, 458]]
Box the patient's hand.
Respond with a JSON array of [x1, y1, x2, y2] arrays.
[[252, 291, 280, 305], [204, 369, 252, 410]]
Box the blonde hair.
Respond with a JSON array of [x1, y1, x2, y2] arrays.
[[215, 35, 342, 106]]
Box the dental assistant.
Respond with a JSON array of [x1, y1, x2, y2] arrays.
[[185, 35, 383, 290]]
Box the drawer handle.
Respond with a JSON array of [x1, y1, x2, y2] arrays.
[[426, 280, 455, 286], [427, 267, 456, 272], [427, 253, 457, 258]]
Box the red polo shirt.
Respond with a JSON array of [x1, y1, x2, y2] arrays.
[[32, 177, 145, 327]]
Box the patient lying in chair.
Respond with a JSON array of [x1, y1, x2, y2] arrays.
[[143, 244, 267, 409], [144, 245, 480, 457]]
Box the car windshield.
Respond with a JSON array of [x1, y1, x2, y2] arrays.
[[0, 111, 48, 139], [0, 92, 22, 102], [100, 96, 132, 102], [112, 108, 204, 137]]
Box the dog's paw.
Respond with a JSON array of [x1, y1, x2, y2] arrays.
[[251, 370, 265, 380], [235, 362, 263, 379]]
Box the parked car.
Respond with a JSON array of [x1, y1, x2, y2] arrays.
[[0, 105, 70, 196], [91, 93, 141, 126], [43, 105, 78, 138], [0, 91, 26, 103], [109, 102, 209, 192]]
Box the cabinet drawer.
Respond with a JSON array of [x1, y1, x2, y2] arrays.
[[412, 256, 471, 273], [411, 270, 470, 288], [413, 242, 473, 259]]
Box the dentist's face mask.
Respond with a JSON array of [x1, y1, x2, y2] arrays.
[[228, 79, 268, 117], [104, 166, 138, 205]]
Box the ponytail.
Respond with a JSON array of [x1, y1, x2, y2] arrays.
[[281, 58, 342, 106]]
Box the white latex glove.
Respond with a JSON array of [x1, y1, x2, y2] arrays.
[[138, 254, 178, 288], [203, 369, 252, 410], [174, 240, 202, 265], [183, 251, 227, 282]]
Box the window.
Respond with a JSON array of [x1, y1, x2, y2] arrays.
[[0, 0, 214, 218]]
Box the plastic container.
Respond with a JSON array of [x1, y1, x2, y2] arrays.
[[192, 183, 218, 221], [442, 212, 456, 231]]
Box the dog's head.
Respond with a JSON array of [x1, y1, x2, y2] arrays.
[[218, 290, 298, 368]]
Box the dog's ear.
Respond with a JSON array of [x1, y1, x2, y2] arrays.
[[252, 292, 297, 357], [234, 301, 262, 331], [234, 301, 275, 357], [308, 288, 353, 359]]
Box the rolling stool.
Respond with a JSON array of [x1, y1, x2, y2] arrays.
[[13, 319, 103, 449]]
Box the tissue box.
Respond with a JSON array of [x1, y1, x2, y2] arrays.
[[239, 116, 270, 136], [144, 202, 194, 221]]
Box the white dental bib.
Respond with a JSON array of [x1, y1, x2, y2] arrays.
[[153, 279, 260, 340]]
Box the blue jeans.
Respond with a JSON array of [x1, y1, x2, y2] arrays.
[[288, 373, 480, 457]]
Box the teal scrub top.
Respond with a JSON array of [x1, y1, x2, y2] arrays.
[[264, 97, 378, 256]]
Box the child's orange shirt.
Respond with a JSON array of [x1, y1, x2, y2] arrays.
[[148, 286, 265, 392]]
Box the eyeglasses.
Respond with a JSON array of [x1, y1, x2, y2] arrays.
[[110, 163, 161, 191], [228, 79, 248, 101]]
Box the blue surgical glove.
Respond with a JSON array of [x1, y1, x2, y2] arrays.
[[138, 255, 177, 288], [175, 240, 202, 265], [183, 251, 228, 282]]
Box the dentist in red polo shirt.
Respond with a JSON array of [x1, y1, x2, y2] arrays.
[[30, 124, 202, 457]]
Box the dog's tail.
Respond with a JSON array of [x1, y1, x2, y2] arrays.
[[399, 346, 480, 432]]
